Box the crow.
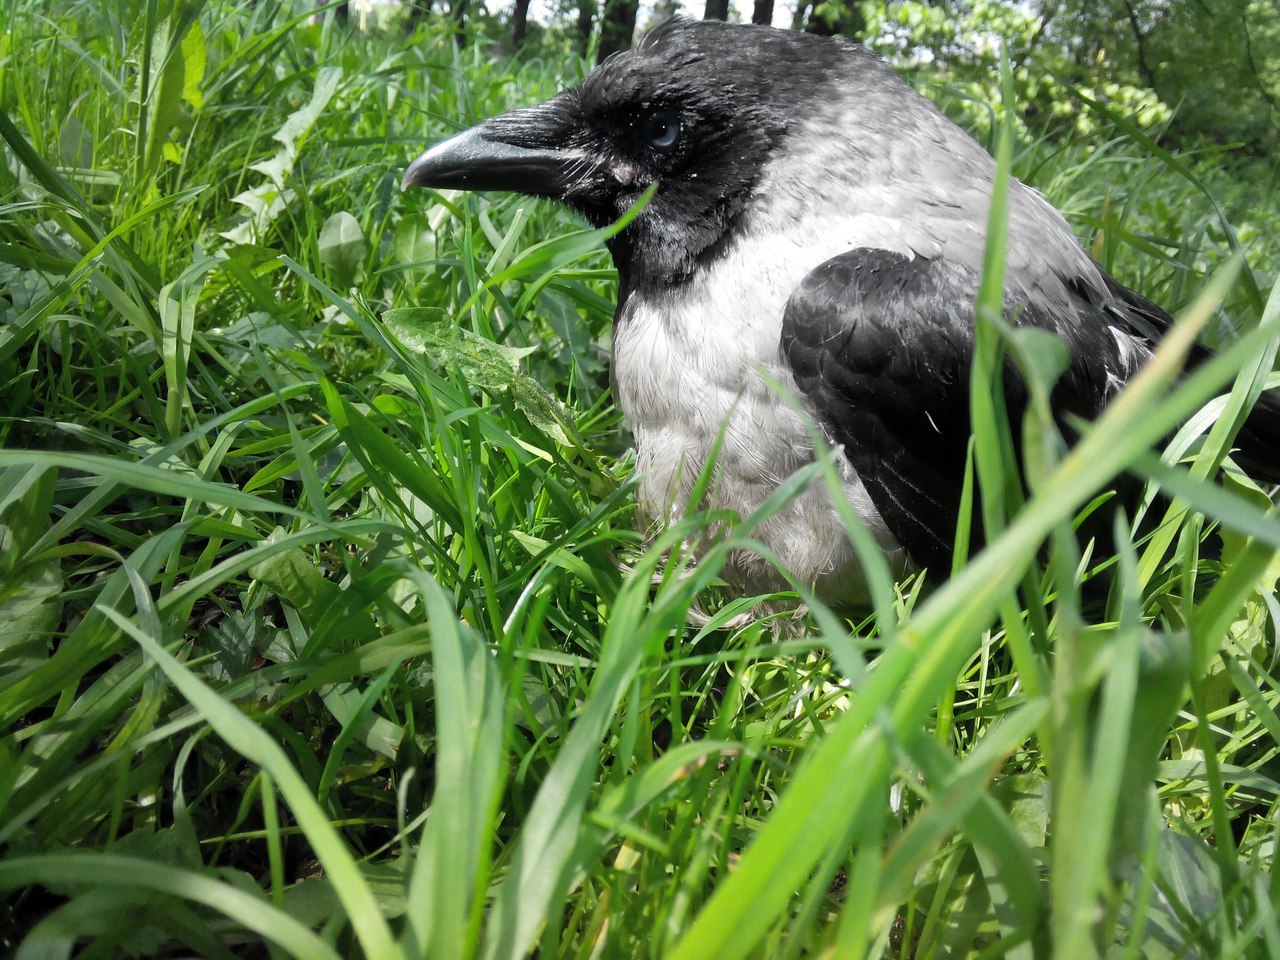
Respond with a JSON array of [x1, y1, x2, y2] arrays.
[[402, 17, 1280, 604]]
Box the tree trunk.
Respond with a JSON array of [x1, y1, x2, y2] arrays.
[[1119, 0, 1158, 91], [704, 0, 729, 20], [751, 0, 774, 25], [451, 0, 467, 46], [576, 0, 595, 56], [599, 0, 638, 60], [512, 0, 531, 47], [806, 7, 836, 36]]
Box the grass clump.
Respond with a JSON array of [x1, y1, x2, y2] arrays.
[[1, 2, 1279, 958]]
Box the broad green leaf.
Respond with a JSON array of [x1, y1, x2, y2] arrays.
[[1219, 471, 1280, 594], [393, 213, 437, 272], [180, 19, 205, 110], [249, 545, 342, 625], [318, 211, 367, 288], [320, 680, 404, 763], [285, 860, 410, 927], [58, 114, 93, 167], [383, 308, 579, 446], [0, 558, 60, 660], [384, 307, 535, 377], [0, 464, 55, 572]]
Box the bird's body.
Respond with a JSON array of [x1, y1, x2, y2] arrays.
[[403, 18, 1280, 602], [613, 225, 908, 603]]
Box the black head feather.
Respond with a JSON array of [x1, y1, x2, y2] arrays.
[[575, 21, 861, 286]]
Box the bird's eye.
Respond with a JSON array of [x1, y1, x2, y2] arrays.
[[641, 109, 681, 152]]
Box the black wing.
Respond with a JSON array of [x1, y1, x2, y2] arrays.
[[781, 248, 1142, 572]]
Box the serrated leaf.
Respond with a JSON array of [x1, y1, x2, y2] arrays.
[[383, 308, 536, 380], [509, 376, 576, 446], [227, 66, 341, 207], [382, 309, 582, 447], [318, 211, 366, 288], [207, 610, 273, 683], [321, 685, 403, 760], [274, 66, 342, 154], [285, 861, 409, 928], [1129, 830, 1226, 954], [220, 183, 295, 243], [249, 151, 294, 190], [249, 545, 341, 627]]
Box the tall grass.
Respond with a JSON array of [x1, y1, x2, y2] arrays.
[[1, 2, 1278, 957]]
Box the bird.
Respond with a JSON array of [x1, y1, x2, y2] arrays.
[[402, 17, 1280, 605]]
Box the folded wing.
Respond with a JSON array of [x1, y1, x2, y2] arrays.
[[780, 248, 1156, 571]]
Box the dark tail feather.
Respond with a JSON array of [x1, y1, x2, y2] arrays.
[[1236, 388, 1280, 485]]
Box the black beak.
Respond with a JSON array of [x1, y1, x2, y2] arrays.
[[401, 99, 594, 199]]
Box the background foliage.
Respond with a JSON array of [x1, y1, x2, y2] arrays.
[[1, 1, 1278, 958]]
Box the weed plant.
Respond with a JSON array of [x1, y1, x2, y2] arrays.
[[1, 2, 1278, 958]]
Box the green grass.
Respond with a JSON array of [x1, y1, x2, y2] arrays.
[[2, 2, 1279, 958]]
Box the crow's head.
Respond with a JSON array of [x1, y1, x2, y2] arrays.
[[403, 19, 875, 289]]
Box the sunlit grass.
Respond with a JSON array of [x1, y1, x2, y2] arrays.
[[1, 2, 1278, 958]]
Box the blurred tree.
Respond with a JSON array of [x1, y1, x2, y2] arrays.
[[1035, 0, 1279, 150], [576, 0, 595, 54], [804, 0, 867, 39], [512, 0, 531, 46], [599, 0, 638, 58], [846, 0, 1276, 151], [451, 0, 467, 45], [476, 0, 1278, 153]]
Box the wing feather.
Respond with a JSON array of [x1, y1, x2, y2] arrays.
[[781, 248, 1142, 571]]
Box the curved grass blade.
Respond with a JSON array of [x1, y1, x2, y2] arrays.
[[0, 854, 342, 960], [100, 606, 403, 960]]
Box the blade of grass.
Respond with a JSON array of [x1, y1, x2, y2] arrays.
[[0, 854, 342, 960], [100, 604, 404, 960]]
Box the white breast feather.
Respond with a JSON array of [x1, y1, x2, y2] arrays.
[[613, 221, 910, 604]]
